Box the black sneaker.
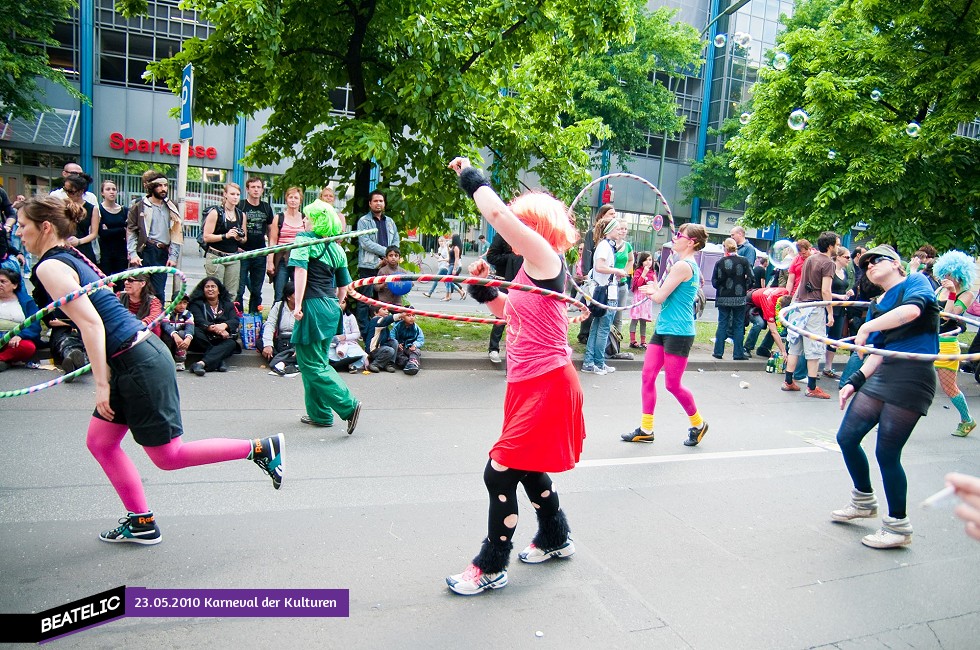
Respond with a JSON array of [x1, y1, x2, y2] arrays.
[[346, 402, 362, 436], [368, 364, 381, 373], [404, 360, 420, 375], [251, 433, 284, 489], [100, 512, 162, 545], [621, 428, 654, 443], [384, 364, 397, 373], [684, 423, 708, 447], [62, 349, 87, 383], [192, 361, 206, 376]]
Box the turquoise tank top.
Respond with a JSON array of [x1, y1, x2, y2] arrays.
[[656, 259, 699, 336]]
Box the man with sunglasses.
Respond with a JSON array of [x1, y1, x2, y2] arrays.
[[781, 231, 839, 398]]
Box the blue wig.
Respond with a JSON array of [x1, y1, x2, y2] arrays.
[[932, 250, 976, 289]]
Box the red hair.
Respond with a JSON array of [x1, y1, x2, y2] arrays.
[[508, 192, 578, 253]]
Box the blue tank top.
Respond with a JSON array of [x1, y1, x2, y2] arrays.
[[656, 258, 699, 336], [33, 247, 144, 355]]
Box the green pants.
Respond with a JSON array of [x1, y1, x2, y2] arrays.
[[295, 339, 358, 425]]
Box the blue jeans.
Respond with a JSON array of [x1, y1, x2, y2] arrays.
[[236, 256, 266, 313], [584, 300, 616, 368], [427, 267, 460, 295], [273, 259, 293, 303], [140, 244, 169, 303], [744, 312, 766, 351], [713, 305, 746, 358]]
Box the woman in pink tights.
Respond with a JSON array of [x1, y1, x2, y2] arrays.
[[16, 196, 283, 546]]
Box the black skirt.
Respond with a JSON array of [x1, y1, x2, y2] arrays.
[[861, 358, 936, 416]]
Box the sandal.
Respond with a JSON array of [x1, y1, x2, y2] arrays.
[[458, 288, 467, 300], [441, 296, 452, 302], [821, 369, 841, 379]]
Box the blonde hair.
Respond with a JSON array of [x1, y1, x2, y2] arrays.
[[723, 237, 737, 253], [508, 192, 577, 253], [285, 186, 303, 199], [679, 223, 708, 251]]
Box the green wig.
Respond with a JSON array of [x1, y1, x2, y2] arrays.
[[300, 199, 348, 267]]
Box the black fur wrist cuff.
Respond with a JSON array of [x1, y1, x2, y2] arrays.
[[459, 167, 491, 198], [845, 370, 866, 391], [468, 284, 499, 303]]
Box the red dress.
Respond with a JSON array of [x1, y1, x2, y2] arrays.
[[489, 266, 585, 473]]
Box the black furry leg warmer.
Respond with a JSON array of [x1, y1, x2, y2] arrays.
[[532, 510, 571, 550], [472, 537, 513, 574]]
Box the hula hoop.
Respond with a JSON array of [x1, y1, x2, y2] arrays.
[[565, 173, 675, 313], [348, 274, 591, 325], [779, 300, 980, 362], [0, 266, 188, 398], [208, 228, 378, 265]]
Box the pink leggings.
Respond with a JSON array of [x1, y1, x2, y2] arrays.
[[85, 418, 251, 514], [640, 343, 698, 416]]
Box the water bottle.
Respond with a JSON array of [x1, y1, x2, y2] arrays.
[[766, 355, 775, 373]]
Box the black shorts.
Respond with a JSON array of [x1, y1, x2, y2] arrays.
[[94, 334, 184, 446], [649, 332, 695, 357]]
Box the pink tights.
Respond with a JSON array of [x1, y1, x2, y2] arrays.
[[640, 343, 698, 416], [85, 418, 251, 514]]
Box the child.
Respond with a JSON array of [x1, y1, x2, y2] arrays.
[[373, 311, 424, 375], [629, 251, 656, 348], [330, 300, 368, 373], [375, 245, 409, 306], [160, 295, 194, 371]]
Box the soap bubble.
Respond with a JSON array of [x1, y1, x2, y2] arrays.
[[770, 239, 798, 270], [787, 109, 808, 131], [739, 112, 751, 125], [772, 52, 790, 70], [906, 121, 921, 137], [714, 33, 727, 48], [828, 150, 837, 159], [735, 32, 752, 47], [870, 89, 882, 102]]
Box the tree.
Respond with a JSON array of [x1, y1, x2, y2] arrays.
[[565, 5, 702, 163], [117, 0, 698, 231], [0, 0, 85, 119], [726, 0, 980, 254]]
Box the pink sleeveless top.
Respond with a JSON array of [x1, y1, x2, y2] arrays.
[[278, 220, 303, 246], [504, 266, 572, 382]]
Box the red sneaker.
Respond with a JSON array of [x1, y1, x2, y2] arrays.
[[805, 386, 831, 399], [781, 381, 801, 392]]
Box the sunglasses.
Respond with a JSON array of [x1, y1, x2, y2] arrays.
[[124, 277, 145, 283], [865, 256, 892, 267], [64, 186, 83, 195], [673, 232, 694, 242]]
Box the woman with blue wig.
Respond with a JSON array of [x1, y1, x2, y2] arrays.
[[932, 250, 976, 437], [289, 199, 362, 433]]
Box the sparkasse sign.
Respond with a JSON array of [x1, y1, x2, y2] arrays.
[[108, 132, 217, 159]]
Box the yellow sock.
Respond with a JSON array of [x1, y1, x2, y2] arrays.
[[689, 411, 704, 428], [641, 414, 654, 433]]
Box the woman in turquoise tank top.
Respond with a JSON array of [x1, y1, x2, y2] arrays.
[[622, 224, 710, 448]]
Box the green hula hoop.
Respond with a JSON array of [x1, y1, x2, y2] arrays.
[[208, 228, 378, 265], [0, 266, 188, 398]]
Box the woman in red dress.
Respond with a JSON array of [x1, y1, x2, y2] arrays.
[[445, 157, 584, 596]]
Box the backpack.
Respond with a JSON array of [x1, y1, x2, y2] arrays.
[[197, 206, 237, 253]]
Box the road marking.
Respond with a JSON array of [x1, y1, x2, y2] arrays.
[[577, 446, 828, 468]]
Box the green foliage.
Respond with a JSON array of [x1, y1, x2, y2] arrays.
[[566, 3, 702, 162], [114, 0, 703, 232], [0, 0, 85, 118], [727, 0, 980, 254]]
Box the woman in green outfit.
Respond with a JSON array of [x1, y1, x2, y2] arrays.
[[289, 198, 362, 433]]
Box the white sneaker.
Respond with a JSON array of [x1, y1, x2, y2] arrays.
[[488, 351, 502, 364], [600, 365, 616, 374], [831, 503, 878, 522], [861, 516, 912, 549], [446, 564, 508, 595], [519, 538, 575, 564]]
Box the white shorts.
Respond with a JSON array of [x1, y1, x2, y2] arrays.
[[787, 307, 827, 360]]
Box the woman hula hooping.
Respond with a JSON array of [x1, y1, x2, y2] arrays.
[[832, 244, 939, 549], [445, 157, 584, 596], [932, 250, 976, 437], [15, 196, 284, 546], [622, 223, 710, 447]]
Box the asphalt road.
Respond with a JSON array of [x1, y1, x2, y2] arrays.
[[2, 356, 978, 648]]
